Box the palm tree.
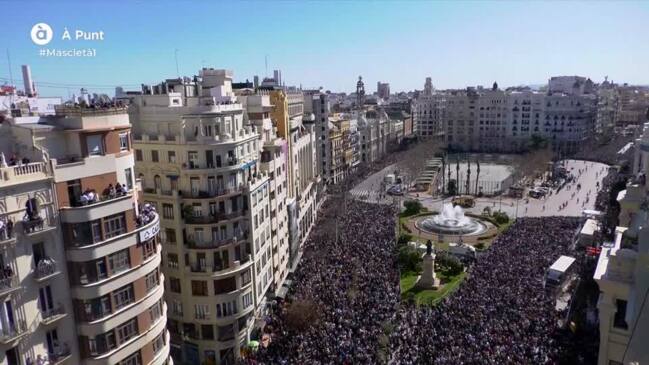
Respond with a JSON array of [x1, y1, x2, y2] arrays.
[[465, 155, 471, 195], [475, 158, 481, 196], [455, 157, 459, 197]]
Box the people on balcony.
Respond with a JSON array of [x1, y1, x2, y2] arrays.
[[0, 217, 13, 240], [79, 189, 98, 205], [137, 203, 157, 226], [0, 264, 13, 280], [35, 257, 56, 277]]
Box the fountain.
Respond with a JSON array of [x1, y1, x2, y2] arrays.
[[416, 203, 488, 236]]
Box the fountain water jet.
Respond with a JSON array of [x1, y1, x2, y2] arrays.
[[416, 203, 487, 236]]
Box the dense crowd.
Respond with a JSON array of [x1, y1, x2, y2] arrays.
[[391, 217, 581, 364], [248, 198, 583, 364], [253, 199, 400, 364]]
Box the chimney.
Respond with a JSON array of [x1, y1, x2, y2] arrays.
[[21, 65, 36, 97]]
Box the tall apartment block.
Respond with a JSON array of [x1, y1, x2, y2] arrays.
[[268, 89, 319, 271], [127, 69, 277, 365], [0, 105, 169, 365]]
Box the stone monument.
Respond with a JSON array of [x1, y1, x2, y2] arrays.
[[416, 240, 440, 289]]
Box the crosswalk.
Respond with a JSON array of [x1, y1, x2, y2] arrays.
[[347, 189, 396, 204]]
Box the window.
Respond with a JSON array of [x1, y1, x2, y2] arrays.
[[86, 134, 104, 156], [108, 249, 130, 274], [242, 292, 253, 309], [214, 277, 236, 294], [116, 319, 138, 343], [162, 204, 174, 219], [113, 285, 134, 310], [195, 304, 209, 319], [142, 239, 156, 260], [168, 151, 176, 163], [165, 228, 176, 244], [192, 280, 208, 296], [201, 325, 214, 340], [614, 299, 628, 330], [169, 277, 181, 293], [145, 269, 159, 292], [123, 168, 133, 190], [119, 351, 142, 365], [241, 270, 251, 286], [103, 214, 126, 239], [151, 150, 159, 162], [152, 333, 166, 354], [149, 299, 163, 322], [217, 324, 235, 341], [119, 133, 129, 151], [167, 253, 179, 269], [135, 149, 143, 161]]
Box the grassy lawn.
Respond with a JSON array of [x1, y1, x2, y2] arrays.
[[400, 269, 467, 306]]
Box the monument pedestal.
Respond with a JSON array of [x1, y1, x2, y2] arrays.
[[416, 253, 440, 289]]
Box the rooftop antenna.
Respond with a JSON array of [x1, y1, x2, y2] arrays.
[[174, 49, 180, 77], [265, 55, 268, 78]]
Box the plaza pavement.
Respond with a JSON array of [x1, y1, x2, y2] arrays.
[[350, 159, 609, 218]]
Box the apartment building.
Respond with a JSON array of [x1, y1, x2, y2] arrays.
[[268, 89, 318, 270], [303, 91, 331, 186], [237, 93, 290, 298], [0, 105, 169, 365], [413, 93, 445, 138], [358, 108, 389, 164], [129, 69, 277, 365], [440, 86, 596, 154], [594, 122, 649, 365]]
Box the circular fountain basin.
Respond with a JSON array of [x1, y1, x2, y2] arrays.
[[414, 203, 488, 236]]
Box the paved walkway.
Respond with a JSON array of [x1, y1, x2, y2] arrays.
[[413, 160, 609, 218]]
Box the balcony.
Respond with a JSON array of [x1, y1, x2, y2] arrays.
[[33, 258, 61, 282], [21, 215, 57, 236], [180, 185, 245, 199], [0, 275, 20, 296], [184, 210, 247, 225], [41, 304, 67, 325], [0, 320, 27, 344], [0, 162, 49, 187], [0, 228, 16, 246], [185, 232, 249, 250], [60, 192, 133, 224], [48, 343, 72, 365]]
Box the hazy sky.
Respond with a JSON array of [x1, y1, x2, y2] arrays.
[[1, 1, 648, 97]]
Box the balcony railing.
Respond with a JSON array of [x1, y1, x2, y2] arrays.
[[0, 227, 16, 245], [22, 215, 55, 234], [41, 304, 66, 324], [185, 230, 249, 250], [184, 210, 247, 225], [33, 258, 59, 281], [48, 343, 72, 364], [0, 319, 27, 344], [181, 185, 245, 199], [0, 162, 49, 186], [65, 190, 131, 208], [0, 275, 19, 296]]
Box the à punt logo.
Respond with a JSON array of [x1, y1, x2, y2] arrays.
[[31, 23, 53, 45]]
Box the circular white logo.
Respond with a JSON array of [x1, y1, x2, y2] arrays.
[[31, 23, 53, 45]]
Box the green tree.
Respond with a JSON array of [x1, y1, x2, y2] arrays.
[[398, 245, 422, 273], [403, 200, 423, 216], [397, 234, 413, 246], [492, 211, 510, 225]]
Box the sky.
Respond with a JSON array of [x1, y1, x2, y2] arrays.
[[0, 0, 648, 97]]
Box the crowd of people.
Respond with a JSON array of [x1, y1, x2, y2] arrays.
[[137, 203, 157, 226], [249, 208, 583, 364], [391, 217, 581, 364], [251, 199, 400, 364]]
